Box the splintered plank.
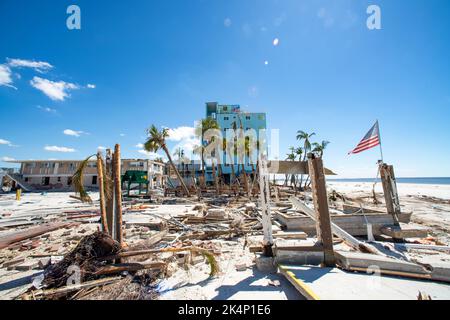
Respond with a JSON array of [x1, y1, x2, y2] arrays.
[[0, 222, 73, 250]]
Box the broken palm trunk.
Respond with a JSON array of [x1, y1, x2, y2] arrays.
[[113, 144, 123, 247], [258, 155, 274, 257], [97, 152, 108, 233]]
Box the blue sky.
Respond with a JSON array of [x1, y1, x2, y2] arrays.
[[1, 0, 449, 178]]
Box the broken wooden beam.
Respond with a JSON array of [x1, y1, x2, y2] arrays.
[[380, 224, 429, 239], [0, 222, 73, 250], [275, 211, 411, 236], [290, 197, 383, 255]]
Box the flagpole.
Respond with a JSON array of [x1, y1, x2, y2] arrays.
[[376, 120, 384, 164]]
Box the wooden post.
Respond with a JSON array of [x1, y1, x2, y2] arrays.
[[113, 144, 123, 247], [105, 149, 114, 236], [307, 153, 335, 267], [258, 155, 273, 257], [212, 160, 219, 196], [380, 163, 401, 226], [96, 152, 108, 234]]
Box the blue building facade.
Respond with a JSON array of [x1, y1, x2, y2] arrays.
[[205, 102, 267, 183]]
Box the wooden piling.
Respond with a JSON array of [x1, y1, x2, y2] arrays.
[[113, 144, 123, 247], [307, 153, 335, 267], [380, 163, 401, 226]]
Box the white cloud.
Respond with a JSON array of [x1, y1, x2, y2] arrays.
[[7, 58, 53, 73], [63, 129, 87, 137], [0, 65, 16, 89], [136, 143, 144, 148], [30, 76, 79, 101], [272, 38, 280, 46], [44, 145, 76, 153], [0, 138, 12, 146], [167, 126, 196, 141], [165, 126, 200, 157], [37, 105, 56, 113], [137, 149, 163, 160], [87, 84, 96, 89], [1, 156, 15, 162], [0, 138, 17, 147]]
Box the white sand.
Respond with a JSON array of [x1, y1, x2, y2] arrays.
[[328, 182, 450, 200]]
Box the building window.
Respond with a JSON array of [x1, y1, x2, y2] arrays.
[[24, 177, 29, 182], [92, 176, 98, 185], [42, 177, 50, 186], [224, 117, 229, 121], [246, 116, 251, 120], [57, 177, 61, 182], [67, 177, 72, 186], [223, 106, 228, 112]]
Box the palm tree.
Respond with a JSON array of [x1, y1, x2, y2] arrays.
[[195, 118, 220, 186], [296, 130, 316, 189], [144, 125, 189, 196], [173, 147, 185, 176], [285, 147, 296, 187], [312, 140, 330, 157], [223, 138, 237, 185]]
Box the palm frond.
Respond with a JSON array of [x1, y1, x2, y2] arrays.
[[72, 155, 96, 203]]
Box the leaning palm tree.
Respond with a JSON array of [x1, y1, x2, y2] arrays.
[[144, 125, 189, 196], [296, 130, 316, 189], [312, 140, 330, 158], [195, 118, 220, 186]]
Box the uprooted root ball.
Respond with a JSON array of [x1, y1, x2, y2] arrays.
[[42, 232, 121, 289]]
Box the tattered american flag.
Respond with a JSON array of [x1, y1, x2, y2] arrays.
[[348, 121, 381, 155]]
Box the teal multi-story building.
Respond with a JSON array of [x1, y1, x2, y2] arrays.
[[205, 102, 267, 183]]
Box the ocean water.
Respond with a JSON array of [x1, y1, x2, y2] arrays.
[[327, 177, 450, 185]]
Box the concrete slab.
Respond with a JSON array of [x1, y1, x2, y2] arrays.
[[279, 265, 450, 300]]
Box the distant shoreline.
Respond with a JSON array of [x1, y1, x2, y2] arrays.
[[327, 177, 450, 185]]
